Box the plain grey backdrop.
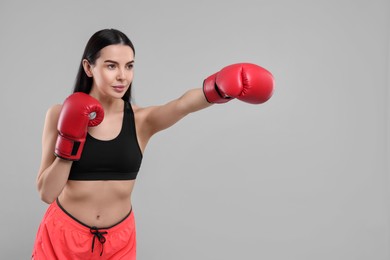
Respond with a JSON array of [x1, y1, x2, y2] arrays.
[[1, 0, 389, 259]]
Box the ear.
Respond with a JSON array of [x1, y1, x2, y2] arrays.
[[82, 59, 93, 77]]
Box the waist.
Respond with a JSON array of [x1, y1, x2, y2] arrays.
[[55, 198, 133, 230], [58, 180, 135, 227]]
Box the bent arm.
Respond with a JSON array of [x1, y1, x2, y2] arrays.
[[36, 105, 72, 204], [143, 88, 212, 136]]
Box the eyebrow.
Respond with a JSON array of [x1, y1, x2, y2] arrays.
[[104, 60, 134, 64]]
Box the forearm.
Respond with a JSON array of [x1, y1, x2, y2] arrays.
[[178, 88, 213, 114], [37, 158, 73, 204]]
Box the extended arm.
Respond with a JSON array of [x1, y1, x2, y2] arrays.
[[141, 63, 274, 138], [141, 88, 212, 137]]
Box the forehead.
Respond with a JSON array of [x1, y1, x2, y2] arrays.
[[98, 44, 134, 62]]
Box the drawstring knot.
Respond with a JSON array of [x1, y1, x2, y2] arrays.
[[90, 226, 108, 256]]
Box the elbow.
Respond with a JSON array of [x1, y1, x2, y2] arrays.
[[37, 182, 56, 204], [39, 191, 56, 204]]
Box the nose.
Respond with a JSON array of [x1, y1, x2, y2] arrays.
[[116, 68, 125, 80]]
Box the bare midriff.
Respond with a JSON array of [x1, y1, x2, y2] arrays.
[[58, 179, 136, 228]]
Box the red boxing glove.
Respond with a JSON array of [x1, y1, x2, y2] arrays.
[[203, 63, 274, 104], [55, 92, 104, 161]]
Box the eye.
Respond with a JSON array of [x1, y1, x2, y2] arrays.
[[126, 64, 134, 70], [107, 64, 116, 69]]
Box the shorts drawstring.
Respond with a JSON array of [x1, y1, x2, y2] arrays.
[[90, 227, 107, 256]]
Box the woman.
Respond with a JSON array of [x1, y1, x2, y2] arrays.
[[32, 28, 274, 259]]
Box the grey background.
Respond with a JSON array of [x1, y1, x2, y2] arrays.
[[1, 0, 389, 259]]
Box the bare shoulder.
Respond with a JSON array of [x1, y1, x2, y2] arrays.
[[46, 104, 62, 122], [131, 104, 157, 131], [47, 104, 62, 114], [131, 104, 156, 121], [131, 104, 158, 150], [43, 104, 63, 131], [131, 104, 141, 113]]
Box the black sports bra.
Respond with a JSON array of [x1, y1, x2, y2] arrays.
[[68, 101, 143, 180]]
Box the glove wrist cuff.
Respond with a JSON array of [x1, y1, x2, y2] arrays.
[[203, 74, 231, 104], [54, 134, 82, 161]]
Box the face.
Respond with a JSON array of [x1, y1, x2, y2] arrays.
[[84, 44, 134, 100]]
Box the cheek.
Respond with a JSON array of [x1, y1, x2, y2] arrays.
[[103, 72, 116, 83], [127, 71, 134, 81], [95, 70, 115, 85]]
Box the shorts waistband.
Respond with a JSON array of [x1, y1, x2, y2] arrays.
[[54, 198, 133, 232]]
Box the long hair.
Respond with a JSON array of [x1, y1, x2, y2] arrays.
[[73, 29, 135, 102]]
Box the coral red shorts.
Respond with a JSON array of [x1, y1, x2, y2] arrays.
[[32, 199, 136, 260]]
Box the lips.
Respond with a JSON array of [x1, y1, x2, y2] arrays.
[[113, 85, 126, 92]]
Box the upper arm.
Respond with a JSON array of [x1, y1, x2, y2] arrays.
[[36, 104, 62, 184], [144, 100, 188, 136], [141, 88, 212, 137]]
